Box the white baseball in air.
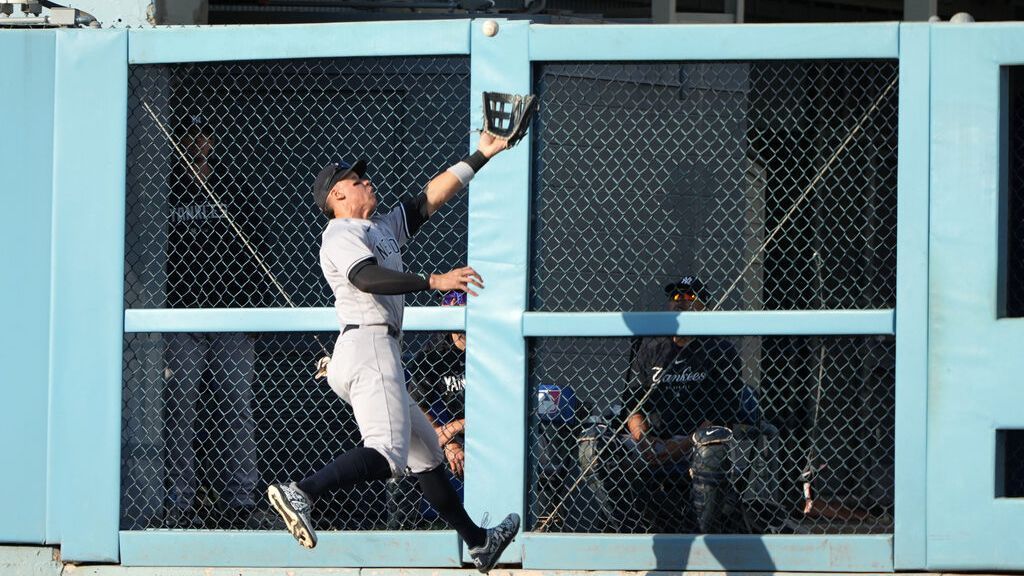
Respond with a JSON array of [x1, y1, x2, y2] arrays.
[[482, 20, 499, 37]]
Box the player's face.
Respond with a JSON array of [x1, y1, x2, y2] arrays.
[[335, 172, 376, 216]]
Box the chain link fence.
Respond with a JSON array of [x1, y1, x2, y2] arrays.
[[122, 54, 901, 539], [531, 60, 898, 312], [125, 57, 471, 310], [121, 330, 466, 531], [527, 335, 894, 535], [1007, 66, 1024, 318]]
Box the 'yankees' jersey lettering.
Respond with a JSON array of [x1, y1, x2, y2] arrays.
[[651, 365, 708, 385], [375, 237, 401, 260], [409, 336, 466, 423], [166, 161, 264, 308], [171, 203, 226, 224], [623, 337, 743, 439], [320, 204, 411, 329]]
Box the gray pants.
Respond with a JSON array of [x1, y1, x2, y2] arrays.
[[326, 325, 443, 476], [164, 332, 257, 509]]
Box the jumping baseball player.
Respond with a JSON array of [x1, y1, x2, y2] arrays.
[[267, 131, 519, 574]]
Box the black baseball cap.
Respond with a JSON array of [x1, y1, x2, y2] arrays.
[[664, 275, 708, 300], [312, 159, 367, 216]]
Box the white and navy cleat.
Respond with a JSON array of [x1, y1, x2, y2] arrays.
[[267, 482, 318, 549], [468, 513, 521, 574]]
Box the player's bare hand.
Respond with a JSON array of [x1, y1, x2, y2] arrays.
[[477, 131, 509, 158], [444, 442, 465, 477], [429, 267, 483, 296]]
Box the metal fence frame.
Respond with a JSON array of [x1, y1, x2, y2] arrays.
[[118, 21, 474, 568], [512, 22, 925, 572], [0, 20, 934, 572], [927, 23, 1024, 571]]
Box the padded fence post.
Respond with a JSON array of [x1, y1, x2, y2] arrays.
[[465, 18, 532, 564], [49, 28, 128, 562]]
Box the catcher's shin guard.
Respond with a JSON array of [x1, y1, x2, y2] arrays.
[[689, 426, 734, 533]]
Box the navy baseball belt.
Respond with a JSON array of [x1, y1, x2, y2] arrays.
[[342, 324, 400, 338]]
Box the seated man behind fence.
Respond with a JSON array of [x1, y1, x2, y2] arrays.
[[581, 276, 755, 534]]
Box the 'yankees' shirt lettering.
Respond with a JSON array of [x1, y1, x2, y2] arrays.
[[442, 374, 466, 393], [410, 336, 467, 423], [652, 365, 708, 385], [623, 337, 743, 438], [165, 162, 263, 308], [171, 203, 226, 224]]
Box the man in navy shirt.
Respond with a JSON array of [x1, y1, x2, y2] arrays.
[[587, 276, 754, 533], [623, 277, 743, 462]]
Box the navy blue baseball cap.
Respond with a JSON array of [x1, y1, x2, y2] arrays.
[[664, 275, 707, 300], [313, 158, 367, 216]]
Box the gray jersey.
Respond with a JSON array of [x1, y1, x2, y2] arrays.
[[320, 205, 411, 329]]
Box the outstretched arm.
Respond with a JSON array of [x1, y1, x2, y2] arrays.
[[423, 132, 508, 217], [349, 260, 484, 296]]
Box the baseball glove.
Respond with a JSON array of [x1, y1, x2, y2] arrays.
[[482, 91, 537, 148]]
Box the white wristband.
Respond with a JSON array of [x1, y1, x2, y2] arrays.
[[446, 161, 475, 186]]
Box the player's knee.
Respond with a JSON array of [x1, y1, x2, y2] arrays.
[[367, 444, 408, 476]]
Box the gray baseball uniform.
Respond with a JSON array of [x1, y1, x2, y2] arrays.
[[269, 152, 520, 563], [319, 206, 444, 476]]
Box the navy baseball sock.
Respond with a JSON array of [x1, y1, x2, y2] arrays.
[[297, 447, 392, 498], [417, 465, 487, 548]]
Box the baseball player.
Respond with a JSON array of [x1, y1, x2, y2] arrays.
[[267, 132, 519, 574]]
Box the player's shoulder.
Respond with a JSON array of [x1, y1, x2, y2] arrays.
[[323, 218, 370, 239], [370, 206, 405, 228]]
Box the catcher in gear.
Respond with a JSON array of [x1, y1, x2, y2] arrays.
[[617, 276, 756, 533]]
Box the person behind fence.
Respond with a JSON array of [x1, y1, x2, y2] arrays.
[[409, 290, 470, 478], [265, 132, 519, 574], [162, 117, 264, 529], [582, 275, 755, 533], [384, 290, 467, 529]]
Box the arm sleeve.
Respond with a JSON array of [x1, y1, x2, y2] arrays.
[[401, 192, 430, 237], [348, 260, 430, 295]]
